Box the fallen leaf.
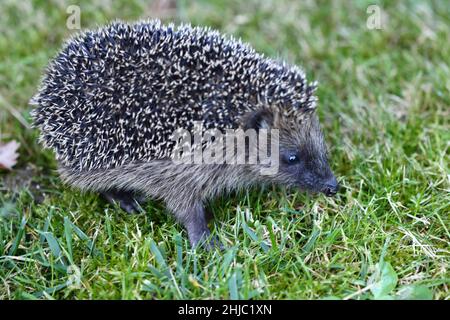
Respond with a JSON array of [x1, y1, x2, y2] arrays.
[[0, 140, 20, 170]]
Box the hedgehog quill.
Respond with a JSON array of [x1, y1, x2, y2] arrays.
[[31, 20, 339, 249]]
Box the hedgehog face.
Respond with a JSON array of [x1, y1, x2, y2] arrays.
[[279, 115, 339, 196], [245, 108, 339, 196]]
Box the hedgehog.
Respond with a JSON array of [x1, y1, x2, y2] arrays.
[[30, 20, 339, 249]]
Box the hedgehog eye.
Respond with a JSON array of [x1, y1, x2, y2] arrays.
[[287, 154, 299, 164]]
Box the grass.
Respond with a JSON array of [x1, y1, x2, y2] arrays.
[[0, 0, 449, 299]]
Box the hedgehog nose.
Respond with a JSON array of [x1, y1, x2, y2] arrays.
[[323, 177, 339, 197]]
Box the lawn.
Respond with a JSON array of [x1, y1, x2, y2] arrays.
[[0, 0, 449, 299]]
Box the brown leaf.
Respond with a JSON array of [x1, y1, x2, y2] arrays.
[[0, 140, 20, 170]]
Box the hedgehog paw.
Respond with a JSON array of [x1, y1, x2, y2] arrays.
[[101, 190, 145, 214], [204, 235, 225, 251], [189, 229, 224, 251]]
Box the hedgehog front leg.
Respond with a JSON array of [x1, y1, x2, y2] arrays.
[[185, 203, 210, 247], [171, 201, 222, 250]]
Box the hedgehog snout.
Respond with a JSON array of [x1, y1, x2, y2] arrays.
[[322, 176, 339, 197]]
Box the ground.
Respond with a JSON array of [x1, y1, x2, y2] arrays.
[[0, 0, 449, 299]]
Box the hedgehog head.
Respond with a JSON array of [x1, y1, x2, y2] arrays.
[[244, 106, 339, 197]]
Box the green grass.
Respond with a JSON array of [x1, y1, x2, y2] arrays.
[[0, 0, 449, 299]]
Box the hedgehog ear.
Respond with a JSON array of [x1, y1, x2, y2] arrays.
[[243, 108, 277, 130]]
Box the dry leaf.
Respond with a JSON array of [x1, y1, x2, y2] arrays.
[[0, 140, 20, 170]]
